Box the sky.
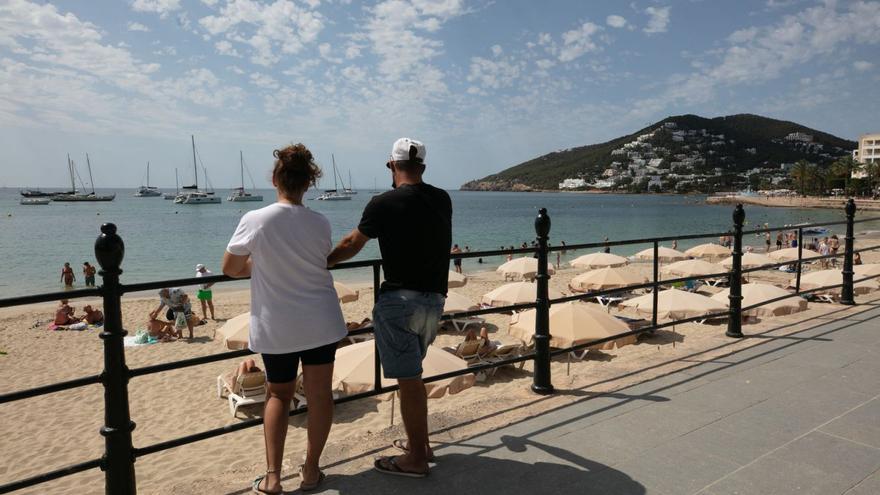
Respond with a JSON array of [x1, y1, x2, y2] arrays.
[[0, 0, 879, 190]]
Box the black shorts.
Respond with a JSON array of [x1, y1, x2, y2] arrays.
[[453, 258, 462, 266], [261, 342, 338, 383]]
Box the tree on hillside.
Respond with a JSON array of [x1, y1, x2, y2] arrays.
[[831, 156, 862, 196], [790, 160, 812, 197]]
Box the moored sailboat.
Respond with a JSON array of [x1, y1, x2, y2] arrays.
[[52, 154, 115, 202], [134, 162, 162, 197], [175, 135, 221, 204], [316, 154, 352, 201], [227, 151, 263, 202]]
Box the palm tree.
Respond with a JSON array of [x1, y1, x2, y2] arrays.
[[865, 161, 880, 198], [790, 160, 812, 197], [831, 156, 861, 196]]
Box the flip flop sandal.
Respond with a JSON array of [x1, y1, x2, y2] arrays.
[[391, 439, 436, 462], [299, 465, 327, 492], [251, 474, 282, 495], [373, 456, 429, 478]]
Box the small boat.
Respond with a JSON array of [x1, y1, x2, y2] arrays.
[[52, 154, 115, 202], [20, 198, 50, 205], [175, 136, 221, 204], [19, 188, 68, 198], [316, 155, 352, 201], [134, 162, 162, 197], [227, 151, 263, 202]]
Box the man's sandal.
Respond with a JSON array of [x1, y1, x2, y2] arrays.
[[373, 456, 429, 478], [391, 439, 435, 461]]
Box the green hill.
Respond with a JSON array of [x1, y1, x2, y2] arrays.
[[461, 114, 857, 192]]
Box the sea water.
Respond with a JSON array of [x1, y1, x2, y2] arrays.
[[0, 188, 871, 298]]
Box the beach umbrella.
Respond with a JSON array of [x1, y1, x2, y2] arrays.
[[444, 291, 479, 314], [768, 248, 822, 262], [496, 257, 555, 280], [684, 243, 731, 259], [508, 301, 635, 350], [448, 270, 468, 288], [568, 266, 647, 293], [795, 270, 879, 295], [480, 281, 564, 308], [661, 259, 723, 279], [634, 246, 688, 262], [332, 341, 475, 398], [570, 252, 629, 269], [217, 311, 250, 350], [334, 281, 359, 303], [853, 264, 880, 278], [712, 283, 807, 317], [619, 288, 727, 320], [719, 252, 775, 270]]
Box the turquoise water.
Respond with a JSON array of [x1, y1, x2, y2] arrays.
[[0, 188, 870, 298]]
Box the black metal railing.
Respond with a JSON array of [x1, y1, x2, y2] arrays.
[[2, 199, 880, 494]]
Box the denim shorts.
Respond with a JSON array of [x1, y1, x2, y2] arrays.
[[372, 289, 445, 380]]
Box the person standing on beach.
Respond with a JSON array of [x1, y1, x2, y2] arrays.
[[223, 144, 345, 494], [60, 262, 75, 288], [765, 232, 771, 253], [195, 264, 216, 320], [328, 137, 451, 479], [83, 262, 96, 287], [451, 244, 462, 273], [776, 232, 783, 251]]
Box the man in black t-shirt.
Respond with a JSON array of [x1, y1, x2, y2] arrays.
[[328, 137, 451, 478]]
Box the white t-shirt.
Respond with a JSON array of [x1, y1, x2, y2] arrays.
[[226, 203, 346, 354], [196, 268, 213, 290]]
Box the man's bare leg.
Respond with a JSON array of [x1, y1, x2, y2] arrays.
[[390, 377, 429, 473]]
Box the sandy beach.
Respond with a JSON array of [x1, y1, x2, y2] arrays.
[[706, 195, 880, 211], [1, 236, 879, 494]]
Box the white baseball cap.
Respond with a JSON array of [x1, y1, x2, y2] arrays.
[[390, 137, 426, 163], [195, 264, 205, 270]]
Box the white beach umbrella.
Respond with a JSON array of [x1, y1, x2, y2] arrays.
[[768, 248, 822, 262], [448, 270, 468, 288], [332, 341, 475, 398], [684, 243, 731, 259], [568, 266, 647, 292], [712, 283, 807, 317], [496, 257, 555, 281], [444, 291, 479, 314], [508, 301, 635, 350], [334, 281, 359, 303], [570, 252, 629, 269], [619, 288, 727, 320], [634, 246, 688, 262], [217, 311, 250, 350], [480, 281, 564, 308], [719, 252, 775, 270], [660, 259, 723, 279], [854, 264, 880, 278], [795, 270, 879, 295]]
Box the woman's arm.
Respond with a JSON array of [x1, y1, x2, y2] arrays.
[[223, 252, 252, 278]]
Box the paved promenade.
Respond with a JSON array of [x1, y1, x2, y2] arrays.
[[309, 303, 880, 495]]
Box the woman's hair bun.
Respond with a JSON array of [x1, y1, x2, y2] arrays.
[[272, 143, 322, 196]]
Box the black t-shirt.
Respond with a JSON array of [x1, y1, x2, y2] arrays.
[[358, 183, 452, 295]]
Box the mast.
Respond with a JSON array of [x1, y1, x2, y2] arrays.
[[191, 135, 198, 189], [67, 154, 75, 193], [332, 154, 338, 191], [175, 168, 179, 194], [240, 150, 245, 190], [86, 153, 95, 194], [146, 161, 150, 187]]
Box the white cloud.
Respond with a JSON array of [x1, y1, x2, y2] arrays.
[[467, 56, 523, 89], [643, 6, 671, 34], [215, 40, 241, 57], [558, 22, 602, 62], [199, 0, 324, 66], [131, 0, 181, 18], [153, 45, 177, 56], [340, 65, 366, 83], [127, 22, 151, 32], [606, 15, 627, 29], [250, 72, 279, 89], [344, 43, 362, 59], [853, 60, 873, 72], [491, 44, 503, 56], [318, 42, 342, 63], [227, 65, 245, 74]]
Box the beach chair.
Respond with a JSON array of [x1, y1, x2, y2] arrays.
[[216, 371, 267, 418], [293, 374, 340, 410], [444, 339, 484, 364], [446, 316, 486, 333], [483, 344, 525, 374]]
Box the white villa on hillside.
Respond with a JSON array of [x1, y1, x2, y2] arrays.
[[852, 132, 880, 178], [559, 178, 587, 189]]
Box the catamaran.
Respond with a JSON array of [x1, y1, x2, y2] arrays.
[[316, 154, 352, 201], [175, 135, 221, 204], [53, 154, 115, 202], [164, 168, 179, 199], [134, 162, 162, 197], [227, 151, 263, 202]]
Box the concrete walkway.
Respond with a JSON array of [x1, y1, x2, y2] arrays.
[[316, 304, 880, 494]]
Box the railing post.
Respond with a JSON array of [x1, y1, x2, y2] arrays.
[[795, 228, 803, 293], [840, 198, 856, 305], [531, 208, 554, 395], [726, 205, 745, 338], [652, 241, 659, 328], [94, 223, 137, 494], [372, 263, 382, 391]]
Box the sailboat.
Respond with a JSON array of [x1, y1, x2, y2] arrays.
[[228, 151, 263, 202], [164, 168, 179, 199], [316, 154, 352, 201], [53, 154, 115, 202], [134, 162, 162, 197], [175, 135, 221, 204], [370, 177, 381, 195], [343, 170, 357, 195]]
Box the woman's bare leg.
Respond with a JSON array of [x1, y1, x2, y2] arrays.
[[260, 380, 295, 493], [301, 363, 334, 484]]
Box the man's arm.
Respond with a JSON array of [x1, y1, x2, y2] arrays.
[[328, 229, 370, 267], [222, 252, 252, 278]]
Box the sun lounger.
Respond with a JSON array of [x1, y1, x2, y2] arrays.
[[217, 371, 267, 418], [595, 295, 624, 309], [446, 316, 486, 332], [292, 374, 341, 410], [482, 344, 525, 374]]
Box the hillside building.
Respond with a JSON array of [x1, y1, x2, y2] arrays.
[[558, 178, 587, 189], [852, 132, 880, 178]]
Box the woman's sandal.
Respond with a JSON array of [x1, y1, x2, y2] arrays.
[[391, 439, 435, 462], [373, 456, 429, 478], [251, 470, 282, 495], [299, 465, 327, 492]]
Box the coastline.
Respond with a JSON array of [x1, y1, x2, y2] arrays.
[[707, 195, 880, 211]]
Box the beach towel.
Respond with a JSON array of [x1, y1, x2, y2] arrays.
[[124, 331, 159, 347], [49, 322, 88, 331]]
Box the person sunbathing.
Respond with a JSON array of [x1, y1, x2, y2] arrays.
[[228, 359, 262, 395], [147, 317, 178, 341], [54, 299, 80, 325], [465, 326, 498, 356], [82, 305, 104, 324]]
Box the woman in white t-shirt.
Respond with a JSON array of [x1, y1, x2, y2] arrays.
[[223, 144, 345, 494]]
